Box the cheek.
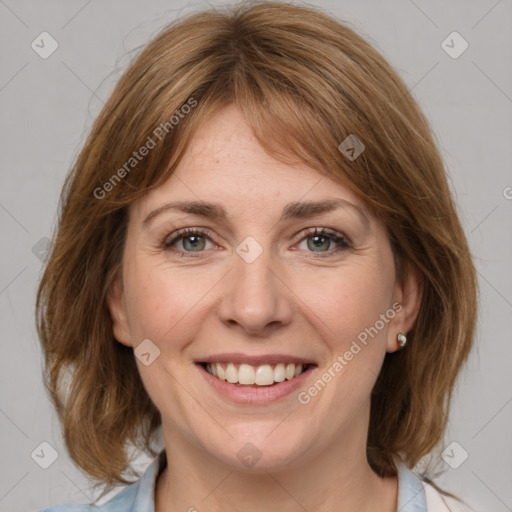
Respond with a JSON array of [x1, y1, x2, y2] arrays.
[[296, 265, 395, 416], [122, 253, 218, 345], [299, 261, 395, 354]]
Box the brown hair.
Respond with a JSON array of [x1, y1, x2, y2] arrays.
[[36, 0, 477, 497]]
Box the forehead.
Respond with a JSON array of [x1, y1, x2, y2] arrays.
[[180, 104, 321, 187], [131, 104, 369, 223]]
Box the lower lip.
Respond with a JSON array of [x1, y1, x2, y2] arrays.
[[196, 364, 315, 404]]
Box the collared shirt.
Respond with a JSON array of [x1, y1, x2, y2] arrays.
[[37, 450, 470, 511]]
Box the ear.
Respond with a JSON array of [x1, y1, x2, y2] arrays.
[[386, 261, 423, 353], [107, 276, 133, 348]]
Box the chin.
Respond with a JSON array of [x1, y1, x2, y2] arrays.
[[201, 425, 314, 472]]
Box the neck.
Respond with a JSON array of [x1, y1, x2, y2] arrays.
[[155, 404, 398, 512]]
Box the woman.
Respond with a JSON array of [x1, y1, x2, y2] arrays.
[[36, 2, 478, 511]]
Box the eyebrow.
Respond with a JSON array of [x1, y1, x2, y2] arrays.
[[143, 198, 370, 229]]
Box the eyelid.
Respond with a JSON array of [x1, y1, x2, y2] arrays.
[[162, 226, 352, 257], [296, 226, 351, 246], [162, 227, 217, 249]]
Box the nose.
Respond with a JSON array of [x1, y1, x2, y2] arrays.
[[217, 246, 293, 336]]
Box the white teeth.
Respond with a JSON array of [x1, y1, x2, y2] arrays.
[[225, 363, 238, 383], [255, 364, 274, 385], [285, 363, 295, 380], [274, 363, 285, 382], [238, 363, 255, 384], [216, 362, 225, 380], [204, 362, 308, 386]]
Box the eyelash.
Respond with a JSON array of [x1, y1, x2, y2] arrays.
[[161, 227, 352, 259]]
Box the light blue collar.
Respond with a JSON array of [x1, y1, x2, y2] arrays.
[[396, 456, 428, 511], [99, 450, 427, 512]]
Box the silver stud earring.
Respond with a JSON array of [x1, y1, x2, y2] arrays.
[[397, 332, 407, 348]]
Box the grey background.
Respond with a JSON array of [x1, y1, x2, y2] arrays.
[[1, 0, 511, 510]]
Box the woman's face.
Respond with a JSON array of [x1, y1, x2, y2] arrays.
[[108, 104, 420, 472]]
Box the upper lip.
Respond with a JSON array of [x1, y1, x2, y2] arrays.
[[196, 353, 317, 366]]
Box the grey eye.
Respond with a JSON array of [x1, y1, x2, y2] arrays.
[[306, 234, 332, 252], [181, 234, 207, 251]]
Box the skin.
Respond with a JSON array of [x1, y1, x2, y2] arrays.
[[108, 103, 422, 512]]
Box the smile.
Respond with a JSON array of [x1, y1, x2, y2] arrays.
[[203, 362, 309, 386], [196, 357, 317, 404]]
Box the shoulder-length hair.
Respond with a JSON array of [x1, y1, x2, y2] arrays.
[[36, 0, 477, 496]]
